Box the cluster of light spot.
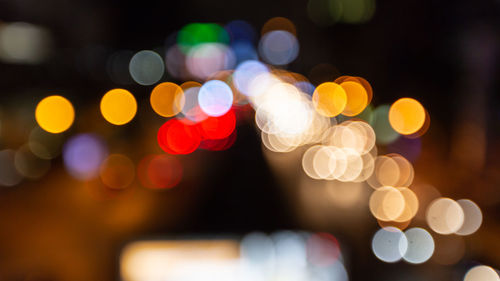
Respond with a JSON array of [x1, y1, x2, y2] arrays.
[[371, 227, 434, 264], [426, 197, 482, 236]]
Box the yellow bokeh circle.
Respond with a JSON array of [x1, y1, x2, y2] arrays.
[[312, 82, 347, 117], [35, 95, 75, 134], [389, 98, 426, 135], [100, 89, 137, 125], [340, 81, 368, 116], [150, 82, 185, 117]]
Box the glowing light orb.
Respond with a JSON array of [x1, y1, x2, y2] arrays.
[[233, 60, 269, 96], [129, 50, 164, 86], [426, 198, 464, 235], [456, 199, 482, 236], [35, 95, 75, 133], [198, 80, 233, 117], [312, 82, 347, 117], [402, 227, 434, 264], [340, 81, 368, 116], [137, 154, 182, 189], [372, 227, 408, 263], [258, 30, 299, 66], [389, 98, 426, 135], [100, 89, 137, 125], [63, 134, 108, 180], [99, 154, 135, 189], [464, 266, 499, 281], [150, 82, 185, 117]]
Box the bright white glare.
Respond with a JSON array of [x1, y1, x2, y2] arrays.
[[233, 60, 269, 96], [199, 80, 233, 117]]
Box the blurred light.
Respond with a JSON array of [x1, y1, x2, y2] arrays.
[[261, 17, 297, 36], [35, 95, 75, 134], [426, 198, 464, 235], [307, 0, 342, 26], [158, 119, 201, 154], [258, 30, 299, 66], [306, 233, 341, 266], [233, 60, 269, 97], [455, 199, 482, 236], [28, 126, 63, 159], [389, 98, 426, 135], [137, 154, 182, 189], [165, 44, 189, 80], [372, 105, 400, 145], [99, 154, 135, 190], [369, 186, 405, 221], [198, 80, 234, 117], [0, 149, 23, 186], [198, 110, 236, 140], [402, 227, 434, 264], [199, 129, 237, 151], [372, 227, 407, 263], [121, 240, 240, 281], [177, 23, 230, 53], [186, 43, 235, 80], [225, 20, 257, 44], [302, 145, 324, 180], [340, 0, 376, 23], [367, 154, 414, 189], [179, 81, 208, 122], [312, 82, 347, 117], [231, 41, 258, 64], [129, 50, 164, 86], [0, 22, 52, 64], [150, 82, 185, 117], [63, 133, 108, 180], [464, 265, 500, 281], [100, 89, 137, 125], [340, 81, 368, 116], [14, 145, 50, 180]]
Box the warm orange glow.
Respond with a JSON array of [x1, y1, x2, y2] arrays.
[[261, 17, 297, 36], [100, 89, 137, 125], [389, 98, 426, 135], [35, 95, 75, 133], [312, 82, 347, 117], [150, 82, 185, 117], [340, 81, 368, 116]]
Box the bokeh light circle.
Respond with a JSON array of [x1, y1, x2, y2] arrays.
[[402, 227, 434, 264], [258, 30, 299, 66], [150, 82, 185, 117], [129, 50, 164, 86], [100, 89, 137, 125], [426, 197, 464, 235], [198, 80, 233, 117], [372, 227, 408, 263], [99, 154, 135, 189], [389, 98, 426, 135], [63, 133, 108, 180], [312, 82, 347, 117], [456, 199, 483, 236], [35, 95, 75, 133], [464, 265, 499, 281]]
